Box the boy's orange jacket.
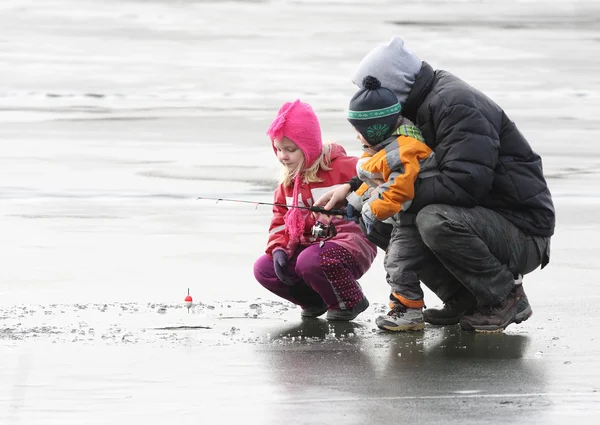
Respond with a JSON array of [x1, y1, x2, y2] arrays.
[[348, 125, 437, 222]]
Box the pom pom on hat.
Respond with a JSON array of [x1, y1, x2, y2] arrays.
[[362, 75, 382, 90]]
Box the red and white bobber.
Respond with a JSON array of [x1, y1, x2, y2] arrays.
[[184, 289, 193, 312]]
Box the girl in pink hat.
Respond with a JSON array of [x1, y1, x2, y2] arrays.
[[253, 100, 377, 321]]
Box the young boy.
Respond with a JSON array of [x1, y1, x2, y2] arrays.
[[346, 75, 437, 331]]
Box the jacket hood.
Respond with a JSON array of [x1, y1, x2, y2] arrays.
[[328, 142, 348, 163]]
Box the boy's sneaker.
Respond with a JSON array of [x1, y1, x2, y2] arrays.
[[301, 300, 328, 318], [375, 302, 424, 331], [326, 296, 369, 321], [460, 284, 532, 332], [423, 288, 476, 326]]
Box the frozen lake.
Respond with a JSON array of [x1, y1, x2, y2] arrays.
[[1, 0, 600, 423]]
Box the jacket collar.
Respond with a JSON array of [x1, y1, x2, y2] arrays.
[[362, 134, 397, 155], [402, 61, 435, 122]]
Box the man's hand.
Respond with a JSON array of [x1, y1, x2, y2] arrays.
[[314, 183, 352, 210]]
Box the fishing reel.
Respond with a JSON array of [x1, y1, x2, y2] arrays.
[[311, 221, 337, 241]]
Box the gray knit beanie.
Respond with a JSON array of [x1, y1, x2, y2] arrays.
[[352, 37, 422, 106]]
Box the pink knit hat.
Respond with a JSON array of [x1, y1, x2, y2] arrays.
[[266, 99, 323, 167], [266, 99, 323, 240]]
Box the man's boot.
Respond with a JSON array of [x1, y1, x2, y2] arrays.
[[460, 284, 533, 332], [423, 286, 476, 325]]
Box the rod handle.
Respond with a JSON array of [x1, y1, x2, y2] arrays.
[[309, 206, 345, 216]]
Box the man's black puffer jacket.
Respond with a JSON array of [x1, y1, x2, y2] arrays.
[[401, 62, 555, 237]]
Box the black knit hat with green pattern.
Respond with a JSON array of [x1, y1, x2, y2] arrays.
[[347, 75, 401, 146]]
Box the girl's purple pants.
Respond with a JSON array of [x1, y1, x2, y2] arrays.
[[253, 242, 366, 311]]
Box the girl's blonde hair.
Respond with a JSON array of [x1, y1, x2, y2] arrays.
[[281, 142, 334, 186]]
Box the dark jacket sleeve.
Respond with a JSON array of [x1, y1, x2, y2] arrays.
[[348, 176, 362, 192], [409, 103, 499, 211]]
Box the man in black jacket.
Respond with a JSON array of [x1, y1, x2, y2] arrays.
[[315, 36, 554, 332]]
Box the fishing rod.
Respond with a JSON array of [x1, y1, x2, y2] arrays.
[[196, 196, 345, 216]]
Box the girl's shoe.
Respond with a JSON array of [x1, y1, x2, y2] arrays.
[[301, 301, 328, 318], [326, 296, 369, 321]]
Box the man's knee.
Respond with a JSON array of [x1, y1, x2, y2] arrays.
[[415, 205, 449, 246]]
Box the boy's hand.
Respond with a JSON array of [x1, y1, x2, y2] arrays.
[[361, 209, 377, 234], [344, 204, 361, 223]]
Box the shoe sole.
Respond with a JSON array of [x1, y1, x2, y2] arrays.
[[301, 307, 328, 318], [326, 299, 369, 321], [461, 305, 533, 332], [376, 320, 425, 332]]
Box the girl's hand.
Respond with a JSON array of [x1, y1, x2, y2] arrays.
[[273, 249, 294, 286]]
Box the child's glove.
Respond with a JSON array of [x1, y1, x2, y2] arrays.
[[343, 203, 361, 223], [273, 249, 294, 286], [361, 208, 376, 235]]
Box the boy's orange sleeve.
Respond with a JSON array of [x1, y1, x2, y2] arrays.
[[369, 137, 433, 220]]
